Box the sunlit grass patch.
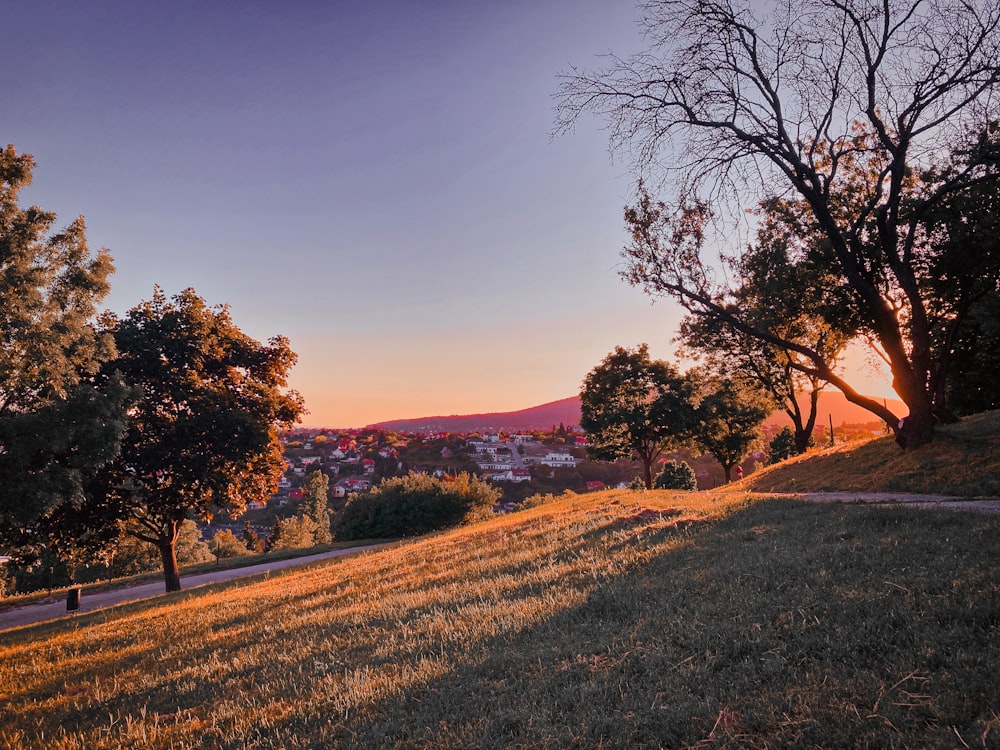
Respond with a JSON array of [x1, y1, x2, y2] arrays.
[[748, 409, 1000, 496], [1, 489, 997, 748]]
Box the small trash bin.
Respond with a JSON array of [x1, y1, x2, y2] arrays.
[[66, 586, 82, 612]]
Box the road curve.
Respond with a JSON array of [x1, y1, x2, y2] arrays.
[[0, 543, 387, 634]]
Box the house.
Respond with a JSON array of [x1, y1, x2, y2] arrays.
[[538, 451, 580, 468], [487, 469, 529, 482], [342, 478, 372, 492], [478, 459, 513, 471], [512, 434, 535, 445], [575, 436, 588, 447], [586, 481, 605, 491], [362, 458, 376, 474], [278, 476, 291, 490]]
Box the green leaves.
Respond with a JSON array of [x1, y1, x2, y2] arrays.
[[580, 345, 695, 488], [0, 146, 123, 533]]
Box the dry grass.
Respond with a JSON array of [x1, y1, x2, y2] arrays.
[[747, 409, 1000, 496], [2, 487, 998, 749]]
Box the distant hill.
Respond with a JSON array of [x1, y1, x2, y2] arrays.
[[369, 396, 583, 433], [370, 390, 905, 434]]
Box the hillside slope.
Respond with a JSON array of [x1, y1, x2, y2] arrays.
[[3, 488, 999, 748], [747, 409, 1000, 496]]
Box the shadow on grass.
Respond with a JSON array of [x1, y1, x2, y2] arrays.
[[265, 500, 1000, 749]]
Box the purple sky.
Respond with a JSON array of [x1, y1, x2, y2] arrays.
[[3, 1, 890, 426]]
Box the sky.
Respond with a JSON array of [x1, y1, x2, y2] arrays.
[[3, 1, 891, 427]]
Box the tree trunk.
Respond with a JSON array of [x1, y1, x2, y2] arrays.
[[723, 464, 733, 483], [643, 460, 653, 490], [158, 540, 182, 592], [895, 404, 935, 450]]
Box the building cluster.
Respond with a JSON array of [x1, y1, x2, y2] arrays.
[[466, 433, 582, 482]]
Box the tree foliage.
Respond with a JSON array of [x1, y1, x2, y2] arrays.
[[768, 427, 801, 465], [653, 459, 698, 491], [211, 529, 250, 559], [0, 146, 129, 537], [299, 470, 332, 545], [691, 374, 774, 482], [580, 344, 694, 489], [677, 196, 855, 454], [268, 515, 318, 552], [87, 288, 304, 591], [557, 0, 1000, 448], [334, 472, 499, 541]]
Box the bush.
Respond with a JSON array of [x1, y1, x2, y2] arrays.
[[653, 460, 698, 491], [175, 519, 213, 565], [768, 427, 797, 465], [211, 529, 250, 558], [629, 476, 647, 491], [269, 515, 319, 552], [334, 472, 500, 541], [519, 490, 574, 510]]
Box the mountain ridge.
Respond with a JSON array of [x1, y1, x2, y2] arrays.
[[369, 391, 907, 433], [367, 396, 582, 433]]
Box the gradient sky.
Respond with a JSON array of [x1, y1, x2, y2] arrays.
[[3, 1, 891, 427]]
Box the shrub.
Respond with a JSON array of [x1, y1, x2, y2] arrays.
[[211, 529, 250, 558], [653, 460, 698, 491], [334, 472, 500, 540], [768, 427, 798, 465], [175, 519, 213, 565], [629, 476, 647, 491], [519, 490, 574, 510], [269, 515, 319, 551]]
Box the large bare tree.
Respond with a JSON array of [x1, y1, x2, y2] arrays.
[[557, 0, 1000, 447]]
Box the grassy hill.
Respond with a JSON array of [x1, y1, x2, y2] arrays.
[[748, 409, 1000, 496], [3, 479, 999, 748]]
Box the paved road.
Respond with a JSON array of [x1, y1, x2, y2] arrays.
[[0, 543, 386, 634]]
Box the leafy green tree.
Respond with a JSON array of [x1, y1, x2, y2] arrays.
[[691, 375, 774, 482], [580, 345, 695, 489], [211, 529, 250, 559], [939, 291, 1000, 415], [0, 146, 129, 539], [88, 288, 304, 591], [677, 199, 855, 454], [241, 522, 263, 553], [557, 0, 1000, 448], [653, 460, 698, 491], [768, 427, 803, 466], [174, 519, 213, 565], [299, 470, 332, 545], [269, 516, 318, 551]]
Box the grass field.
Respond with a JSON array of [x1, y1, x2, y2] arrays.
[[2, 485, 998, 749], [747, 409, 1000, 496]]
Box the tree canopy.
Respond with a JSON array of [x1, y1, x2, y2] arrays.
[[557, 0, 1000, 448], [690, 373, 774, 483], [580, 344, 694, 489], [88, 288, 304, 591], [0, 146, 129, 540]]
